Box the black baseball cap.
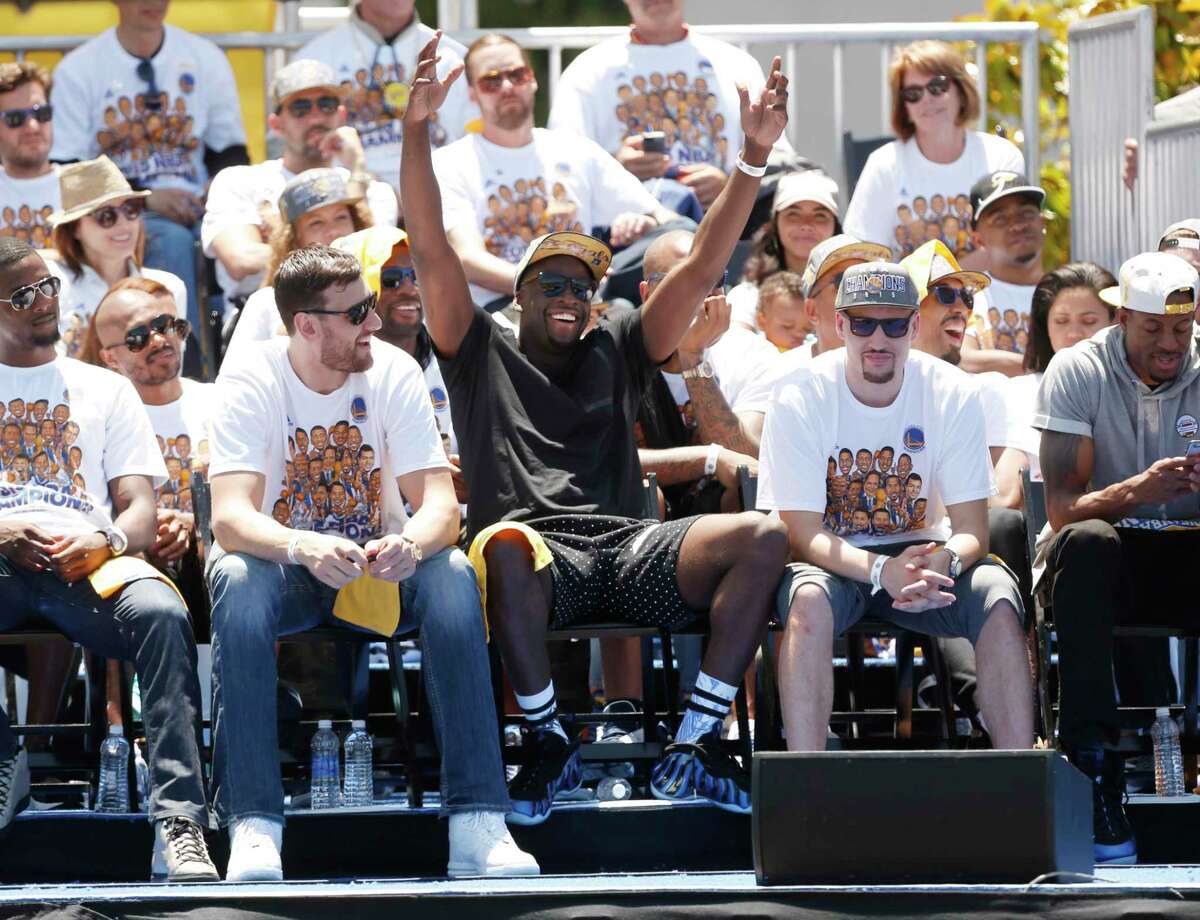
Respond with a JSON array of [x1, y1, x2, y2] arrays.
[[969, 171, 1046, 228]]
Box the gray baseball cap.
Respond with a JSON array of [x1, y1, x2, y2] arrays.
[[834, 261, 920, 311], [272, 59, 340, 110], [279, 168, 361, 224]]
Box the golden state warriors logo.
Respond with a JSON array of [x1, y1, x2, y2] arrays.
[[903, 426, 926, 452], [351, 396, 368, 423]]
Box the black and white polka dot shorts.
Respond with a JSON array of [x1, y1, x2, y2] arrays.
[[531, 514, 703, 630]]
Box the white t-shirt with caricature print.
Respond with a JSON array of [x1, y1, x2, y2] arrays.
[[141, 378, 214, 512], [0, 167, 61, 248], [50, 25, 246, 196], [433, 128, 661, 307], [757, 348, 995, 546], [0, 357, 165, 537], [208, 337, 447, 543]]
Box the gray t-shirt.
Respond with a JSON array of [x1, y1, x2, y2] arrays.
[[1033, 324, 1200, 530]]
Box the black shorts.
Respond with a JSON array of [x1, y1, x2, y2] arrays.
[[531, 514, 703, 630]]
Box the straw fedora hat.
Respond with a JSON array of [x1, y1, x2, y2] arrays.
[[49, 155, 151, 227]]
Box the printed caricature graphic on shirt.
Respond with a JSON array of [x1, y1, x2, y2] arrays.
[[482, 175, 584, 263], [154, 430, 207, 513], [824, 443, 927, 537], [337, 63, 448, 150], [974, 302, 1032, 355], [0, 204, 55, 247], [614, 67, 729, 168], [95, 87, 200, 188], [283, 409, 381, 543], [0, 396, 91, 503], [891, 194, 975, 261]]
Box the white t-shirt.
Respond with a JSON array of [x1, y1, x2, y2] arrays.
[[46, 257, 187, 360], [1003, 371, 1043, 481], [973, 369, 1020, 451], [50, 25, 246, 195], [970, 275, 1036, 356], [433, 128, 662, 306], [221, 289, 459, 454], [141, 378, 214, 512], [209, 337, 447, 542], [757, 348, 994, 546], [0, 357, 165, 536], [547, 31, 792, 174], [0, 167, 61, 248], [707, 324, 780, 413], [843, 133, 1024, 262], [201, 159, 399, 301], [726, 281, 760, 331], [298, 14, 477, 194], [733, 341, 816, 415]]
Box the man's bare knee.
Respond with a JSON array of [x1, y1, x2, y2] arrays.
[[787, 584, 835, 638], [483, 531, 536, 579]]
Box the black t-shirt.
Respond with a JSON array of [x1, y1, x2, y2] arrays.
[[438, 305, 656, 539]]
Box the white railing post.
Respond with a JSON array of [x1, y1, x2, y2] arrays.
[[1019, 32, 1039, 183], [975, 40, 988, 133]]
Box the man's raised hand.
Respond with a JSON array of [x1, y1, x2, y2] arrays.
[[737, 56, 789, 151], [404, 31, 464, 125]]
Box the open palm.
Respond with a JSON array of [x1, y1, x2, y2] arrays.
[[404, 31, 464, 125], [738, 56, 789, 149]]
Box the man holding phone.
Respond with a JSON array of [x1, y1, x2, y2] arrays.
[[1036, 251, 1200, 866]]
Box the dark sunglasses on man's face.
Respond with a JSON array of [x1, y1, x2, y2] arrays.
[[531, 272, 595, 302], [380, 267, 419, 289], [283, 96, 340, 118], [475, 65, 534, 94], [846, 314, 912, 338], [135, 60, 163, 111], [929, 285, 974, 309], [105, 313, 191, 352], [89, 199, 145, 229], [900, 74, 952, 105], [296, 292, 378, 325], [0, 276, 60, 311], [1, 104, 53, 130]]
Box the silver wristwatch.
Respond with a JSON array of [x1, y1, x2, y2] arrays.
[[401, 537, 423, 564], [681, 360, 714, 380], [944, 546, 962, 578], [102, 525, 128, 557]]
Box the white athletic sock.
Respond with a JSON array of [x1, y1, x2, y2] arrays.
[[514, 682, 567, 740], [676, 671, 738, 744]]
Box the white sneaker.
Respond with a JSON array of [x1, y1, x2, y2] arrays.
[[226, 816, 283, 882], [447, 810, 540, 878], [151, 817, 219, 882], [0, 748, 29, 835]]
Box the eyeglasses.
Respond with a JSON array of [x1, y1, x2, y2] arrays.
[[900, 74, 952, 105], [295, 292, 378, 325], [103, 313, 191, 352], [845, 314, 912, 338], [529, 271, 595, 302], [810, 270, 846, 300], [645, 270, 727, 296], [88, 199, 145, 229], [1, 104, 53, 130], [0, 276, 59, 311], [475, 65, 534, 94], [283, 95, 341, 118], [380, 267, 419, 289], [928, 285, 975, 310], [135, 60, 163, 111]]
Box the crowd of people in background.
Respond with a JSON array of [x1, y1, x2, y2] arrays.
[[0, 0, 1198, 888]]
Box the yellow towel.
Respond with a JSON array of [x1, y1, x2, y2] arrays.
[[333, 574, 402, 637], [88, 556, 184, 604], [466, 522, 554, 642]]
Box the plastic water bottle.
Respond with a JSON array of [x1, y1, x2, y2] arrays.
[[310, 720, 341, 809], [342, 720, 373, 807], [1152, 707, 1185, 796], [96, 725, 130, 813], [596, 777, 632, 802]]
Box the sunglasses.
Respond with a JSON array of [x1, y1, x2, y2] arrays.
[[283, 95, 341, 118], [1, 104, 53, 130], [380, 267, 419, 289], [929, 285, 974, 309], [104, 313, 191, 352], [135, 60, 163, 111], [846, 314, 912, 338], [89, 198, 145, 229], [900, 74, 952, 105], [530, 271, 595, 302], [296, 292, 378, 325], [646, 270, 728, 296], [810, 270, 846, 300], [475, 65, 534, 94], [0, 276, 60, 311]]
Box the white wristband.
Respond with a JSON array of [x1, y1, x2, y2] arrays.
[[735, 153, 767, 178], [869, 554, 887, 595], [704, 443, 723, 478], [286, 534, 302, 567]]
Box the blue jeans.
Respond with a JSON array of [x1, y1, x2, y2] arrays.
[[142, 210, 201, 333], [206, 545, 509, 826], [0, 558, 208, 827]]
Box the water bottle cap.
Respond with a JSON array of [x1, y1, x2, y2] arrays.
[[318, 719, 333, 729], [108, 725, 124, 736], [351, 720, 366, 729], [1157, 707, 1171, 718], [612, 781, 629, 800]]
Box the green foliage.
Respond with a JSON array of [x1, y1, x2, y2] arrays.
[[962, 1, 1200, 266]]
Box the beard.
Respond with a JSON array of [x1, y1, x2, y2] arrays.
[[129, 346, 180, 385], [31, 327, 60, 349], [321, 335, 373, 373], [940, 344, 962, 365], [492, 98, 534, 131], [861, 353, 896, 385]]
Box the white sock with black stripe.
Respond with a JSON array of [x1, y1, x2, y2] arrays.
[[676, 671, 738, 744], [515, 682, 567, 741]]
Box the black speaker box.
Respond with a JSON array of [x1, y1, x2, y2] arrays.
[[752, 750, 1093, 885]]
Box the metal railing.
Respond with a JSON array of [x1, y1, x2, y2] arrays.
[[2, 19, 1041, 187]]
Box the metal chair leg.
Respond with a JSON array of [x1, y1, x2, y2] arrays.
[[386, 642, 421, 808], [895, 633, 915, 741]]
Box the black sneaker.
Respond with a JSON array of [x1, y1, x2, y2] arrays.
[[0, 748, 29, 835], [651, 727, 751, 814], [506, 726, 582, 827], [1070, 748, 1137, 865]]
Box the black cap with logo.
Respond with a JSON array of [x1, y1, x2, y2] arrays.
[[969, 171, 1046, 228]]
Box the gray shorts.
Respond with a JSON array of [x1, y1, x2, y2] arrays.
[[775, 551, 1023, 645]]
